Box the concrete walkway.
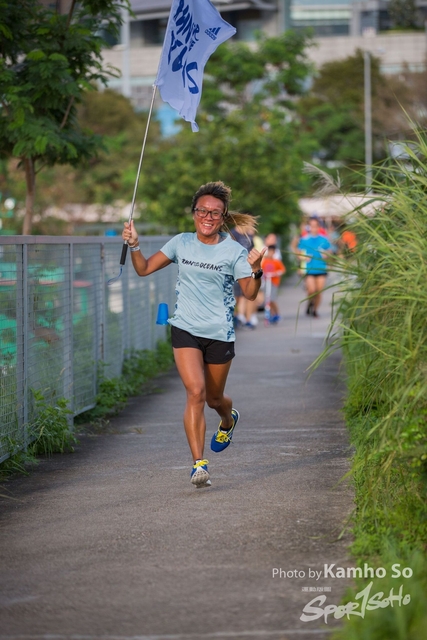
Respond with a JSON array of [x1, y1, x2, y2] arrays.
[[0, 276, 354, 640]]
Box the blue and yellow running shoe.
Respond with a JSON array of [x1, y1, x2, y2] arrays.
[[210, 408, 240, 453], [190, 459, 211, 487]]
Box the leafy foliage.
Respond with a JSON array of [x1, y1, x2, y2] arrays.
[[201, 30, 314, 113], [5, 30, 316, 238], [0, 388, 76, 478], [0, 0, 129, 233], [298, 50, 427, 186], [137, 112, 311, 236], [28, 389, 77, 456], [134, 31, 316, 237]]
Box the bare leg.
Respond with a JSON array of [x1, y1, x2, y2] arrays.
[[305, 275, 326, 313], [173, 347, 207, 461], [205, 360, 233, 430], [244, 298, 258, 323], [236, 296, 247, 320], [312, 275, 326, 312], [270, 301, 279, 316]]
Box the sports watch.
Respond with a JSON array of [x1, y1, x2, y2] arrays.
[[251, 269, 263, 280]]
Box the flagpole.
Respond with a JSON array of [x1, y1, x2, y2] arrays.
[[108, 85, 158, 283], [127, 84, 157, 226], [109, 0, 236, 284]]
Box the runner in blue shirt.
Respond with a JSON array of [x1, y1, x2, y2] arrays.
[[297, 217, 331, 318], [122, 181, 266, 488]]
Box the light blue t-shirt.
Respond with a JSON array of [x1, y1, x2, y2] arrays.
[[298, 234, 331, 274], [161, 232, 251, 342]]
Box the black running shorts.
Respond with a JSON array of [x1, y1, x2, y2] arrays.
[[171, 326, 235, 364], [305, 272, 327, 278]]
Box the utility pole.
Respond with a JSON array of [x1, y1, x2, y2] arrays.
[[278, 0, 292, 33], [364, 50, 373, 191]]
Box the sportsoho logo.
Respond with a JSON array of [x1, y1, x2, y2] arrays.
[[205, 26, 221, 40]]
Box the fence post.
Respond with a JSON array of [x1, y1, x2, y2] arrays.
[[64, 242, 74, 422], [15, 243, 29, 448], [98, 242, 106, 380]]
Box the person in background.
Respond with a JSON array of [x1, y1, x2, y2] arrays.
[[296, 217, 331, 318], [339, 225, 357, 256], [291, 222, 309, 278], [261, 245, 286, 323], [264, 233, 282, 260], [231, 217, 262, 329]]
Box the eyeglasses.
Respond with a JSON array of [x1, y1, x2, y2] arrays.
[[193, 207, 224, 220]]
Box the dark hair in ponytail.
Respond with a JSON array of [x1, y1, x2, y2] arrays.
[[192, 181, 258, 234]]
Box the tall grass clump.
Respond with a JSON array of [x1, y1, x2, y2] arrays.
[[326, 132, 427, 638]]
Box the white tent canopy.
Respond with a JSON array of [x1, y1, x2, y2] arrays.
[[298, 194, 384, 220]]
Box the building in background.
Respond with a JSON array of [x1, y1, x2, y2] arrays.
[[291, 0, 355, 36], [102, 0, 427, 113], [291, 1, 427, 37], [128, 0, 278, 43], [124, 1, 427, 42]]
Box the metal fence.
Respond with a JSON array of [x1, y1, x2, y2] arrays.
[[0, 236, 176, 463]]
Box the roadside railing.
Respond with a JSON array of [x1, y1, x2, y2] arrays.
[[0, 236, 177, 463]]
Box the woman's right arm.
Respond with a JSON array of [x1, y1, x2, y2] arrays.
[[122, 221, 172, 276]]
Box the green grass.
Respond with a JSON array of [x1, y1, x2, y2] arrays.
[[0, 389, 75, 479], [318, 130, 427, 639]]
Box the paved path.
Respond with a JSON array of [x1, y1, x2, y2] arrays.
[[0, 276, 354, 640]]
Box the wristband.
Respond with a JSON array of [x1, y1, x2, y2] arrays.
[[130, 245, 140, 252]]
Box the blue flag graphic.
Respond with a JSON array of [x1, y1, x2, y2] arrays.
[[155, 0, 236, 132]]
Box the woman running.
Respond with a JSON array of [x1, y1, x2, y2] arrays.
[[122, 181, 266, 488]]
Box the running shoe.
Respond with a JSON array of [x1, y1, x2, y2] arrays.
[[210, 409, 240, 452], [190, 459, 210, 487]]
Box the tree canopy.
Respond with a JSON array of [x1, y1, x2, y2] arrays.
[[3, 29, 316, 238], [297, 49, 427, 187], [0, 0, 129, 234], [134, 31, 316, 236], [3, 21, 427, 237]]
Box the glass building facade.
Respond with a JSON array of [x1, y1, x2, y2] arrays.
[[291, 0, 352, 36]]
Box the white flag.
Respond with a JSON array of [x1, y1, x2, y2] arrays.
[[155, 0, 236, 132]]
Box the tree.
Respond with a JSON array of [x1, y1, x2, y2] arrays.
[[2, 29, 315, 239], [297, 49, 425, 186], [202, 30, 314, 113], [0, 0, 129, 234], [136, 32, 315, 237], [389, 0, 419, 30]]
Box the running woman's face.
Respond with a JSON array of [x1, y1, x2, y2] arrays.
[[193, 195, 225, 243], [309, 219, 319, 236]]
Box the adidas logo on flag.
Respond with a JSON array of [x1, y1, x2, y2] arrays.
[[205, 26, 221, 40]]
